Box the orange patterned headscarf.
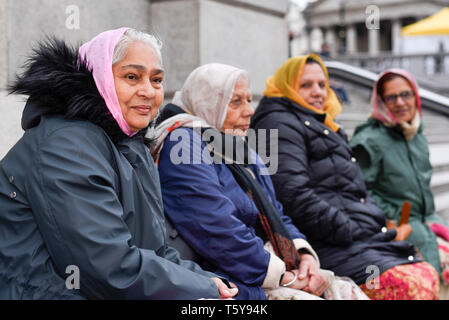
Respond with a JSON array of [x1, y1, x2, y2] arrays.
[[264, 53, 342, 132]]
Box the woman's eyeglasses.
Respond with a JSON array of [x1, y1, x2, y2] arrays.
[[383, 91, 414, 105]]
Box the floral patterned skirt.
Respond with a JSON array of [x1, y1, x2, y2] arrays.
[[437, 236, 449, 285], [359, 262, 440, 300]]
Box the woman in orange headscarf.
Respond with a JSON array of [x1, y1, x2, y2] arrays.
[[264, 53, 342, 132], [250, 54, 440, 300]]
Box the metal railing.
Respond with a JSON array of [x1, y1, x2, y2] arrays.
[[324, 60, 449, 116], [334, 51, 449, 76]]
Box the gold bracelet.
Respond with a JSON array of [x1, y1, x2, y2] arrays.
[[281, 270, 298, 287]]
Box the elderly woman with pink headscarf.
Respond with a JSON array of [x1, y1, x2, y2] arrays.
[[0, 28, 237, 300], [350, 69, 449, 286]]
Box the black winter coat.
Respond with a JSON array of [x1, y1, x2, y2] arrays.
[[250, 97, 420, 284], [0, 39, 219, 299]]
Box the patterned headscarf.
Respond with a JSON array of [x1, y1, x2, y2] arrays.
[[371, 69, 422, 140], [264, 53, 342, 132]]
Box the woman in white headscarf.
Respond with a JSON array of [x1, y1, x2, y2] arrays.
[[152, 63, 368, 300]]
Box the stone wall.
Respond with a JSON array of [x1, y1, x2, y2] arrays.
[[7, 0, 151, 81], [0, 0, 289, 158], [151, 0, 288, 99], [0, 0, 7, 91]]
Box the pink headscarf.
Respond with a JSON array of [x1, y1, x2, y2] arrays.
[[371, 68, 422, 126], [78, 27, 136, 136]]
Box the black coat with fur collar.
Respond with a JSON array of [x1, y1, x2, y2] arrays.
[[0, 39, 219, 299]]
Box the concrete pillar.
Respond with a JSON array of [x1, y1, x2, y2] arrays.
[[310, 28, 324, 52], [151, 0, 289, 99], [368, 28, 380, 56], [392, 19, 402, 54], [346, 24, 357, 54], [309, 27, 323, 53], [305, 28, 312, 53], [151, 0, 201, 97], [290, 35, 306, 57], [324, 27, 337, 57]]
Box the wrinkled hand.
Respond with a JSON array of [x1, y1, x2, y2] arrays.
[[279, 254, 328, 297], [211, 278, 238, 300], [279, 269, 308, 290], [298, 254, 329, 297]]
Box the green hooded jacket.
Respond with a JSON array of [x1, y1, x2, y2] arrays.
[[350, 118, 447, 274]]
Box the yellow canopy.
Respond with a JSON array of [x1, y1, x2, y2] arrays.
[[401, 7, 449, 36]]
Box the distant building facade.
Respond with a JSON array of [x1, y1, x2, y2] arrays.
[[289, 0, 447, 57]]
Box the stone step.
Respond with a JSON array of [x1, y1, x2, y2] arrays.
[[428, 136, 449, 144], [434, 191, 449, 222], [431, 171, 449, 194], [432, 167, 449, 184], [430, 143, 449, 168], [429, 143, 449, 222]]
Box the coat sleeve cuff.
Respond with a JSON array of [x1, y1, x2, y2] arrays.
[[262, 242, 286, 289], [293, 238, 320, 268]]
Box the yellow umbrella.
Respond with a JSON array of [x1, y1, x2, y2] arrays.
[[401, 7, 449, 36]]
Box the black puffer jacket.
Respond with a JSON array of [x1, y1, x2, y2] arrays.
[[251, 97, 420, 284]]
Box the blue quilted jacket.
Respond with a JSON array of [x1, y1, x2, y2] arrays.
[[158, 127, 305, 299]]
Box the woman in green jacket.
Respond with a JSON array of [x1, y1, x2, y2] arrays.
[[350, 69, 449, 284]]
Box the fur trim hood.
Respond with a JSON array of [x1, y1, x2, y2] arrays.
[[9, 38, 149, 145]]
